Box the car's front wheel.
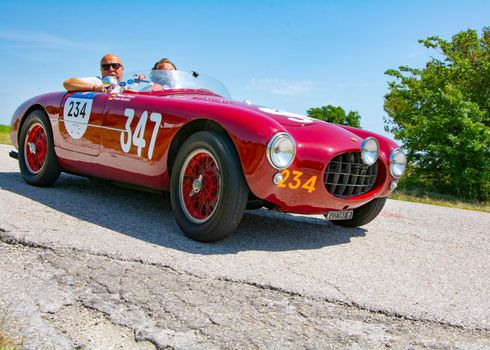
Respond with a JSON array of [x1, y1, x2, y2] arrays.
[[332, 197, 387, 227], [18, 110, 61, 186], [170, 131, 249, 242]]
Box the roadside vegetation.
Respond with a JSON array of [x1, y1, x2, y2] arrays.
[[307, 105, 362, 128], [0, 125, 10, 145], [390, 166, 489, 212], [0, 302, 22, 350], [384, 27, 489, 203], [0, 331, 20, 350], [390, 191, 489, 213], [391, 183, 490, 213]]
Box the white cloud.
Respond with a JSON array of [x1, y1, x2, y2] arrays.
[[404, 51, 423, 59], [247, 78, 316, 95], [336, 82, 378, 89], [0, 31, 99, 51]]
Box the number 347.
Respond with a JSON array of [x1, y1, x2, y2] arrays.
[[120, 108, 161, 160], [278, 170, 317, 193]]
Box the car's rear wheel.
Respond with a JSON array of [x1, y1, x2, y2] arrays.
[[170, 131, 248, 242], [18, 110, 61, 186], [332, 197, 387, 227]]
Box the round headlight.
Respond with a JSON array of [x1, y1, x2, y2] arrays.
[[267, 132, 296, 170], [390, 148, 407, 177], [360, 137, 379, 166]]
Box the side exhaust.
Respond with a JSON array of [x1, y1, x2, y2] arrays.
[[9, 150, 18, 160]]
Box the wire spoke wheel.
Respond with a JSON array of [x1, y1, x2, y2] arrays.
[[19, 110, 61, 186], [170, 131, 249, 242], [179, 149, 221, 223], [24, 123, 48, 174]]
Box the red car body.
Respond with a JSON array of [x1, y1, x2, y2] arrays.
[[10, 71, 403, 241]]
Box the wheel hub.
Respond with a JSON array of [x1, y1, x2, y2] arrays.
[[191, 175, 203, 196], [28, 142, 37, 154]]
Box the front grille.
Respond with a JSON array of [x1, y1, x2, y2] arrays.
[[324, 152, 378, 198]]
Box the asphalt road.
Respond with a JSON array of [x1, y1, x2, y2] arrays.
[[0, 144, 489, 349]]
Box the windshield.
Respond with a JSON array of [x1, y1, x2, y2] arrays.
[[119, 70, 231, 99]]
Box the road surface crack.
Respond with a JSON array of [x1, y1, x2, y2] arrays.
[[1, 231, 489, 333]]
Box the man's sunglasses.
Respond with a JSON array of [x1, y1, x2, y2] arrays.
[[101, 63, 123, 70]]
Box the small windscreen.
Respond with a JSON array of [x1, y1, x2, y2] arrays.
[[119, 70, 231, 99]]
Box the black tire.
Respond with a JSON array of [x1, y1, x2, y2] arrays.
[[170, 131, 249, 242], [333, 197, 387, 227], [18, 110, 61, 186]]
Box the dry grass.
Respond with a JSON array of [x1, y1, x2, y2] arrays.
[[0, 333, 20, 349], [0, 125, 10, 145], [390, 190, 490, 213], [0, 295, 24, 350], [0, 301, 22, 350]]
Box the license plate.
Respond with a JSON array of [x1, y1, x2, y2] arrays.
[[324, 210, 353, 220]]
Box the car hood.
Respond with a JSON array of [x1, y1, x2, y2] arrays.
[[232, 101, 398, 159], [189, 95, 325, 127], [177, 94, 393, 153]]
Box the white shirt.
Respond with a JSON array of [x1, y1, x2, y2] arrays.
[[79, 76, 122, 93]]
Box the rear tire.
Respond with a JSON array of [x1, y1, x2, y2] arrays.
[[333, 197, 387, 227], [18, 110, 61, 186], [170, 131, 249, 242]]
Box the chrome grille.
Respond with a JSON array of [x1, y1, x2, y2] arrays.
[[324, 152, 378, 198]]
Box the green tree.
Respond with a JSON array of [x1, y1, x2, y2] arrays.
[[307, 105, 362, 128], [384, 27, 490, 201]]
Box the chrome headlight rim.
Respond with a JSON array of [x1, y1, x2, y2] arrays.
[[389, 148, 407, 178], [360, 137, 379, 166], [266, 132, 296, 170]]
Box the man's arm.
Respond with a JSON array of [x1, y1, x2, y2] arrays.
[[63, 77, 108, 92]]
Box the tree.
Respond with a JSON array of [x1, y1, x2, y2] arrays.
[[384, 27, 490, 201], [307, 105, 362, 128]]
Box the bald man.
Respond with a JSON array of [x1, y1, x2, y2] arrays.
[[63, 53, 124, 93]]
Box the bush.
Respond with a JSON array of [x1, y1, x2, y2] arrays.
[[384, 28, 490, 202]]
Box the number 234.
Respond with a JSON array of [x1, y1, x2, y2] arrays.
[[278, 170, 317, 193]]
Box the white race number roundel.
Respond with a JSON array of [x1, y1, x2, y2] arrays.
[[63, 96, 94, 139]]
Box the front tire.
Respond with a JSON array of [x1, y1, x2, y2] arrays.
[[170, 131, 249, 242], [333, 197, 387, 227], [18, 110, 61, 186]]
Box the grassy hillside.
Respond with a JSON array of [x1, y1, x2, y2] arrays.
[[0, 125, 10, 145]]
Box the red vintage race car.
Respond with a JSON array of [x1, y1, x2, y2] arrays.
[[9, 70, 407, 242]]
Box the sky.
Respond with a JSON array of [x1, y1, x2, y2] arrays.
[[0, 0, 488, 139]]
